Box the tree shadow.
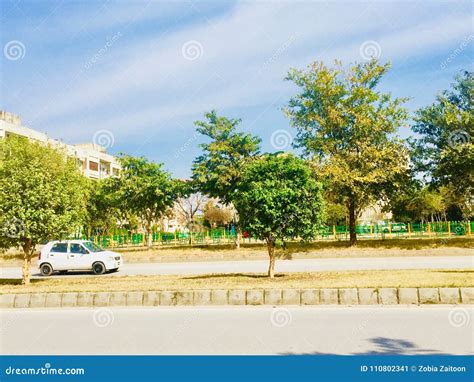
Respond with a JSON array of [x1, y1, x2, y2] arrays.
[[282, 337, 448, 355], [355, 337, 442, 355], [183, 273, 286, 280], [0, 278, 46, 285], [434, 270, 474, 274]]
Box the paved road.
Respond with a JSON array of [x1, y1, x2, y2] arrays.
[[1, 256, 473, 279], [1, 306, 472, 355]]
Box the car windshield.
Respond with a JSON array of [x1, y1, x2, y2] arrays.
[[82, 241, 105, 252]]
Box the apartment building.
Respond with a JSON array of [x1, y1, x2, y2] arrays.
[[0, 111, 120, 180]]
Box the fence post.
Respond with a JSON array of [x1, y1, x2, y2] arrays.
[[427, 223, 431, 236], [468, 222, 472, 236], [447, 221, 451, 236], [174, 231, 177, 245], [408, 223, 411, 238], [333, 225, 336, 240]]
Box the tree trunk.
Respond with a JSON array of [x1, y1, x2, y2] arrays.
[[146, 227, 153, 249], [348, 199, 357, 246], [235, 226, 241, 249], [266, 236, 276, 278], [21, 240, 34, 286]]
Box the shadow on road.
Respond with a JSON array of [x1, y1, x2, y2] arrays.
[[282, 337, 446, 355]]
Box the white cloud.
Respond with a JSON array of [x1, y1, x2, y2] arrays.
[[5, 1, 473, 142]]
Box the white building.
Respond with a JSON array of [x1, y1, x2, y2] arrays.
[[0, 111, 120, 180]]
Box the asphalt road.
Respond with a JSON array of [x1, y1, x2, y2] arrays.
[[1, 256, 473, 279], [1, 306, 472, 355]]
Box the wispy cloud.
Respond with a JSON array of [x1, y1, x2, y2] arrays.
[[2, 0, 472, 175]]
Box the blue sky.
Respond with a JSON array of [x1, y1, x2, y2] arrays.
[[1, 0, 473, 177]]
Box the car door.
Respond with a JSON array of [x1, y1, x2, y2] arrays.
[[69, 243, 92, 270], [48, 243, 69, 270]]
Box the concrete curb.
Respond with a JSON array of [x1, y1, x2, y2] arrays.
[[1, 287, 473, 308]]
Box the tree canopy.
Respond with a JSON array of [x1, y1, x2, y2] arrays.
[[192, 110, 261, 204], [0, 136, 87, 284], [285, 59, 409, 244], [109, 155, 180, 247], [411, 71, 473, 199], [234, 153, 324, 277], [192, 110, 261, 246]]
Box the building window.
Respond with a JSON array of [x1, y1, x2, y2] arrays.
[[89, 161, 99, 171]]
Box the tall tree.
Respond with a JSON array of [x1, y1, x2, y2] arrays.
[[111, 155, 179, 248], [0, 136, 87, 285], [83, 178, 122, 236], [285, 59, 409, 245], [192, 110, 261, 247], [234, 153, 324, 278], [411, 71, 473, 209]]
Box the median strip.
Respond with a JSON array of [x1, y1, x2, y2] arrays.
[[1, 287, 473, 308]]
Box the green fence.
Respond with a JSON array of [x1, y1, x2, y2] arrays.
[[76, 221, 472, 249], [76, 227, 238, 248]]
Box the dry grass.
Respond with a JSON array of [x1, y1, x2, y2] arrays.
[[1, 269, 473, 294]]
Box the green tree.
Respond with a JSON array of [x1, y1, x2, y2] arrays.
[[0, 136, 87, 285], [192, 110, 261, 247], [411, 71, 473, 203], [234, 154, 324, 278], [83, 178, 122, 236], [110, 155, 179, 248], [285, 59, 409, 245], [323, 199, 347, 226]]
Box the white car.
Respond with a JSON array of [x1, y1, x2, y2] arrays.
[[38, 240, 123, 276]]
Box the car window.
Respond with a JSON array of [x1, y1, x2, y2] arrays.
[[51, 243, 68, 253], [70, 243, 88, 254], [82, 241, 105, 252]]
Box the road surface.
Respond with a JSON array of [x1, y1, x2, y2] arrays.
[[1, 256, 472, 279], [1, 306, 472, 355]]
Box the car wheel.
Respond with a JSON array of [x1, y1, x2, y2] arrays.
[[92, 262, 106, 275], [40, 263, 53, 276]]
